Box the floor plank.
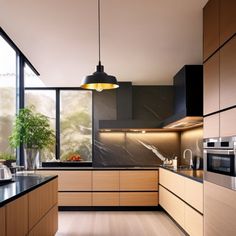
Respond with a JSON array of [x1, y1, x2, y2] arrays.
[[56, 211, 185, 236]]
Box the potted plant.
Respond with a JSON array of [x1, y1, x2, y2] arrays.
[[0, 152, 16, 168], [9, 106, 55, 170]]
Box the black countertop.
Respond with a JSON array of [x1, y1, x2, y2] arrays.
[[0, 173, 57, 207], [160, 166, 203, 183]]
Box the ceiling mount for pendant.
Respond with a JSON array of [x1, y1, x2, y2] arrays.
[[81, 0, 119, 92]]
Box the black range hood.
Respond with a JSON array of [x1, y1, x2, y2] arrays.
[[162, 65, 203, 129]]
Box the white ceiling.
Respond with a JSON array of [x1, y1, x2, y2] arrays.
[[0, 0, 208, 86]]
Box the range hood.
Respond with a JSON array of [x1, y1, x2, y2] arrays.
[[162, 65, 203, 129]]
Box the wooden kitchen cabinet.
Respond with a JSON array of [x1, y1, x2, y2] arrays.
[[92, 171, 119, 191], [92, 193, 119, 206], [220, 108, 236, 137], [120, 192, 158, 206], [0, 207, 5, 236], [203, 113, 220, 138], [6, 194, 28, 236], [220, 36, 236, 109], [58, 192, 92, 206], [159, 168, 185, 199], [220, 0, 236, 45], [120, 170, 158, 191], [185, 204, 203, 236], [204, 51, 220, 115], [203, 0, 220, 60], [159, 186, 185, 229]]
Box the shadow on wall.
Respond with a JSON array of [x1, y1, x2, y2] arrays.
[[94, 132, 180, 167]]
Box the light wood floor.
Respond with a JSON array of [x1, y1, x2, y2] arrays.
[[56, 211, 185, 236]]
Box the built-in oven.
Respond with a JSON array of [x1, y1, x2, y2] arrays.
[[204, 136, 236, 190]]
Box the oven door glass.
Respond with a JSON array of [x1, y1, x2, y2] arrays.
[[207, 153, 235, 176]]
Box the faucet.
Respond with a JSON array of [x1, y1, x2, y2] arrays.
[[183, 149, 193, 169]]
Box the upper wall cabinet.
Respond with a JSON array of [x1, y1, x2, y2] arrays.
[[220, 36, 236, 109], [220, 0, 236, 45], [203, 0, 236, 61], [203, 0, 219, 61]]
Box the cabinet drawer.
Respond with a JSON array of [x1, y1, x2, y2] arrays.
[[93, 171, 119, 191], [184, 177, 203, 213], [220, 108, 236, 137], [159, 168, 185, 199], [0, 207, 5, 236], [159, 186, 185, 229], [203, 113, 220, 138], [120, 192, 158, 206], [58, 192, 92, 206], [185, 204, 203, 236], [120, 171, 158, 191], [92, 193, 119, 206]]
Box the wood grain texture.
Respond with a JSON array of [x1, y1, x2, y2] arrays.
[[204, 181, 236, 236], [203, 113, 220, 138], [184, 177, 203, 213], [220, 0, 236, 45], [159, 168, 185, 199], [0, 207, 5, 236], [56, 211, 185, 236], [204, 51, 220, 115], [58, 192, 92, 206], [120, 171, 158, 191], [6, 194, 28, 236], [92, 193, 119, 206], [29, 205, 58, 236], [203, 0, 220, 60], [220, 36, 236, 109], [120, 192, 158, 206], [220, 108, 236, 137], [92, 171, 119, 191], [185, 204, 203, 236], [29, 178, 58, 230]]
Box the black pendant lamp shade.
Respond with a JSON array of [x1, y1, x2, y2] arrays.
[[81, 0, 119, 92]]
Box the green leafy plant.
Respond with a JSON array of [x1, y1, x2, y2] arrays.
[[9, 106, 55, 150], [0, 152, 16, 161]]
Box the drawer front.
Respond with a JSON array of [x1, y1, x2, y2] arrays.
[[120, 171, 158, 191], [92, 193, 119, 206], [159, 168, 185, 199], [58, 192, 92, 206], [120, 192, 158, 206], [185, 204, 203, 236], [184, 177, 203, 213], [93, 171, 119, 191], [159, 185, 185, 228]]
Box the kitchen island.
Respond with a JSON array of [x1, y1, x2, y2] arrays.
[[0, 173, 58, 236]]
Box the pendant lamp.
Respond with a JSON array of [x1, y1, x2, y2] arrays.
[[81, 0, 119, 92]]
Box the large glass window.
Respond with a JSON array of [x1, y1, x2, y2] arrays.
[[0, 35, 17, 154]]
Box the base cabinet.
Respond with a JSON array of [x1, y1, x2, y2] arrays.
[[0, 207, 5, 236]]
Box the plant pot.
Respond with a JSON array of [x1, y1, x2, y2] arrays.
[[24, 148, 40, 170]]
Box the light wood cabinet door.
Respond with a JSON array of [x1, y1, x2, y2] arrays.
[[120, 192, 158, 206], [39, 170, 92, 191], [159, 168, 185, 199], [204, 51, 220, 115], [220, 0, 236, 45], [220, 108, 236, 137], [204, 181, 236, 236], [184, 177, 203, 213], [28, 178, 58, 230], [0, 207, 5, 236], [120, 171, 158, 191], [203, 113, 220, 138], [159, 186, 185, 229], [220, 36, 236, 109], [203, 0, 220, 60], [93, 171, 119, 191], [58, 192, 92, 206], [92, 193, 119, 206], [185, 204, 203, 236], [29, 205, 58, 236], [6, 194, 28, 236]]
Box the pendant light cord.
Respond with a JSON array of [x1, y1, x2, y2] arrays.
[[98, 0, 101, 65]]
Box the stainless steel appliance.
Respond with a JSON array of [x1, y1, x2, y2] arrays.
[[204, 136, 236, 190], [0, 164, 12, 182]]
